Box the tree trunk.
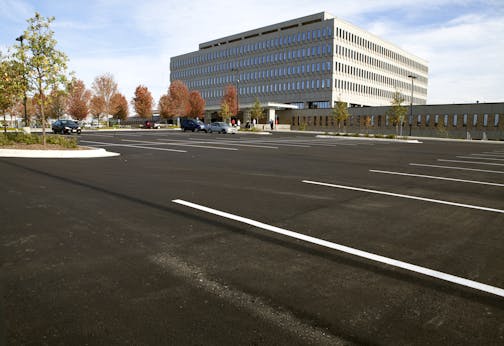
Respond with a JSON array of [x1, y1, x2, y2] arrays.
[[39, 82, 46, 146]]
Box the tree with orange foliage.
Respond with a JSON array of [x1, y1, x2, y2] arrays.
[[169, 80, 190, 116], [158, 94, 174, 119], [110, 93, 128, 120], [67, 79, 91, 121], [132, 85, 153, 118], [221, 84, 238, 117], [188, 90, 205, 118], [90, 95, 105, 122], [159, 80, 192, 121]]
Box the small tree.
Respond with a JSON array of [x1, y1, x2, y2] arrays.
[[67, 79, 91, 121], [18, 12, 69, 145], [110, 93, 128, 121], [387, 91, 408, 136], [250, 98, 264, 124], [188, 90, 205, 118], [332, 101, 349, 132], [47, 88, 67, 120], [220, 101, 232, 123], [0, 55, 25, 131], [158, 94, 174, 121], [90, 95, 106, 124], [221, 84, 237, 117], [92, 73, 118, 125], [168, 80, 190, 117], [363, 116, 372, 135], [132, 85, 153, 119]]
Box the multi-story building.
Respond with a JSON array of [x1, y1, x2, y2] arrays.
[[170, 11, 429, 120]]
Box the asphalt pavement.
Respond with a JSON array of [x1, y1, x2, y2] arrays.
[[1, 130, 503, 345]]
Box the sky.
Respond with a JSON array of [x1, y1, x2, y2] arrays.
[[1, 0, 503, 106]]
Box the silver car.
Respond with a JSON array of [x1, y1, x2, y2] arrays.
[[208, 122, 237, 134]]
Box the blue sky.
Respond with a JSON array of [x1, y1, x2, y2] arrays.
[[1, 0, 503, 106]]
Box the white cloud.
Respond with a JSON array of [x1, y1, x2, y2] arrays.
[[0, 0, 34, 23], [380, 12, 504, 103], [4, 0, 502, 107]]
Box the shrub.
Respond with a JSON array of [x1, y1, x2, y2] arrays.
[[0, 133, 77, 148], [46, 135, 78, 148], [1, 133, 40, 144]]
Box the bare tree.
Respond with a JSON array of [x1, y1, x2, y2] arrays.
[[92, 73, 118, 125]]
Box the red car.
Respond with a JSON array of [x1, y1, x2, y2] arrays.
[[142, 120, 161, 129]]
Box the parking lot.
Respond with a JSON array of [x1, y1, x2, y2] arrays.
[[1, 131, 503, 345]]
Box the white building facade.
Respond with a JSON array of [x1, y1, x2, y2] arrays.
[[170, 12, 428, 112]]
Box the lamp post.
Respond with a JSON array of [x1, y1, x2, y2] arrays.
[[231, 68, 240, 125], [16, 35, 28, 127], [407, 75, 417, 136]]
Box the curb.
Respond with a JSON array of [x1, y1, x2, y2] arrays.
[[0, 147, 120, 158]]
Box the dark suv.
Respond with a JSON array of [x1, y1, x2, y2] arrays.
[[52, 120, 82, 134], [181, 119, 207, 132]]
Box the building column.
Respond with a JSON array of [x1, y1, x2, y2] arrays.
[[268, 108, 276, 129]]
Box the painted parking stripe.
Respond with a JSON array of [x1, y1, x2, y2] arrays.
[[187, 138, 279, 149], [81, 140, 186, 153], [438, 159, 504, 167], [172, 199, 504, 298], [456, 156, 504, 162], [409, 163, 504, 174], [124, 139, 238, 151], [473, 153, 504, 157], [211, 138, 311, 148], [370, 169, 504, 187], [302, 180, 504, 214]]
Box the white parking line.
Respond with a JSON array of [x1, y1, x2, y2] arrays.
[[302, 180, 504, 214], [473, 153, 504, 157], [409, 163, 504, 174], [82, 133, 115, 138], [187, 138, 279, 149], [212, 138, 311, 148], [172, 199, 504, 298], [456, 156, 504, 162], [438, 159, 504, 166], [81, 140, 186, 153], [124, 139, 238, 151], [369, 169, 504, 187]]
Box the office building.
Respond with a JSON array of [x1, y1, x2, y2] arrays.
[[170, 12, 428, 118]]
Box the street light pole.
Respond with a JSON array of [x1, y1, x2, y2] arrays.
[[407, 75, 417, 136], [232, 68, 240, 124], [16, 35, 28, 127]]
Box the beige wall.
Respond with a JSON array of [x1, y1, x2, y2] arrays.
[[277, 102, 504, 139]]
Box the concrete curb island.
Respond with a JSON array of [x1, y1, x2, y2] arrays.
[[0, 147, 120, 159]]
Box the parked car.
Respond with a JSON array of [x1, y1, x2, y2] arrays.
[[181, 119, 207, 132], [208, 122, 237, 134], [52, 120, 82, 134], [142, 120, 161, 129]]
